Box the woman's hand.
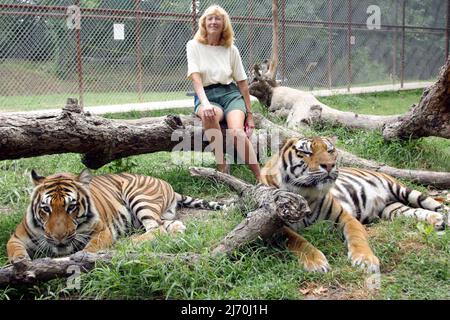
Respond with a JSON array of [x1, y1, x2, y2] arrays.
[[202, 103, 216, 121], [244, 112, 255, 137]]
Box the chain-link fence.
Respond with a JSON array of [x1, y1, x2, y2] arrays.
[[1, 0, 449, 111]]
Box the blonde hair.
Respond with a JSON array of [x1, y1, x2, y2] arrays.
[[194, 5, 234, 48]]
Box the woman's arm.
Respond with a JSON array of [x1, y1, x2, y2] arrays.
[[191, 72, 215, 120], [237, 79, 255, 137], [236, 79, 252, 114]]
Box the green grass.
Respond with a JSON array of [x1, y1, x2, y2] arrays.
[[0, 89, 448, 300], [0, 92, 188, 113], [317, 89, 423, 115], [304, 124, 450, 173]]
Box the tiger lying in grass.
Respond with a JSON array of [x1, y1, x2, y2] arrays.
[[261, 137, 449, 273], [7, 169, 224, 263]]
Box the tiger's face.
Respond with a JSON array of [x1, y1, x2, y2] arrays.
[[280, 137, 338, 191], [29, 169, 94, 256]]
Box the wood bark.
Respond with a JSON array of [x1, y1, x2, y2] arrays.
[[249, 57, 450, 137], [253, 114, 450, 189], [0, 99, 186, 169], [249, 82, 400, 130], [271, 87, 400, 130], [0, 168, 309, 287], [0, 101, 449, 187], [382, 56, 450, 141]]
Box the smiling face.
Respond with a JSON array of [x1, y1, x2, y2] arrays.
[[205, 14, 224, 36]]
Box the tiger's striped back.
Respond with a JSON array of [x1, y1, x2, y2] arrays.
[[88, 173, 177, 240]]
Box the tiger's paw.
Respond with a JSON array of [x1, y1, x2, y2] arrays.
[[10, 255, 31, 266], [427, 211, 446, 230], [299, 249, 330, 273], [131, 227, 167, 243], [166, 220, 186, 234], [348, 249, 380, 273], [10, 255, 32, 275]]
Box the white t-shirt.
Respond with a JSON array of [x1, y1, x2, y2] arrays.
[[186, 39, 247, 87]]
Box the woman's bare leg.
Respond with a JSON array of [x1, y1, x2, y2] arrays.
[[197, 106, 227, 172], [226, 110, 261, 181]]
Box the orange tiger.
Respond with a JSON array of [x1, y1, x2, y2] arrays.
[[261, 137, 448, 273], [7, 169, 224, 263]]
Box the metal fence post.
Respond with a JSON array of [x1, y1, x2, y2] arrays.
[[393, 1, 398, 85], [192, 0, 197, 37], [75, 0, 84, 108], [281, 0, 286, 85], [248, 0, 254, 69], [401, 0, 406, 88], [327, 0, 332, 89], [135, 0, 143, 103], [347, 0, 352, 92], [446, 0, 449, 60]]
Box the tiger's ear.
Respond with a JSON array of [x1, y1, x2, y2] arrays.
[[78, 168, 93, 185], [281, 137, 299, 150], [31, 170, 45, 186]]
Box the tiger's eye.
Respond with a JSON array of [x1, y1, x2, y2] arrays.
[[41, 206, 51, 214]]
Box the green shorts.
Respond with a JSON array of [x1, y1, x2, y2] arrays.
[[194, 83, 247, 118]]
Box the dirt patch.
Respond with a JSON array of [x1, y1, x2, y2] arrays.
[[177, 196, 237, 222], [0, 206, 13, 215], [299, 281, 377, 300], [427, 189, 450, 205], [178, 207, 216, 221]]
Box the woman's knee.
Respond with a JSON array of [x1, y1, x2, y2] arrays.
[[200, 115, 220, 127], [228, 128, 246, 143], [199, 108, 223, 125]]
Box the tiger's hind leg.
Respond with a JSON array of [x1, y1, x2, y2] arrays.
[[131, 198, 168, 243], [161, 200, 186, 234], [382, 202, 446, 230], [282, 226, 330, 273], [132, 198, 187, 243]]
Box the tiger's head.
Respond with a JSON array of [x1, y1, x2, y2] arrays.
[[28, 168, 97, 256], [263, 137, 339, 195]]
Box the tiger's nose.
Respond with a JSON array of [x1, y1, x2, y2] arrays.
[[320, 163, 335, 173]]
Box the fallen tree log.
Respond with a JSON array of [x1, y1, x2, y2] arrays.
[[0, 168, 309, 287], [273, 87, 399, 130], [249, 75, 400, 130], [249, 57, 450, 138], [382, 56, 450, 141], [253, 114, 450, 189], [0, 101, 449, 187], [0, 99, 186, 169]]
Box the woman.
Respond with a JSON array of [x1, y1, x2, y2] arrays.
[[186, 5, 261, 182]]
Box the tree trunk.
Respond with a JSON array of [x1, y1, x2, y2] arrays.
[[382, 56, 450, 141], [272, 86, 399, 130], [249, 57, 450, 138], [0, 168, 309, 287], [0, 99, 186, 169], [253, 114, 450, 189], [249, 75, 400, 131], [0, 101, 449, 188]]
